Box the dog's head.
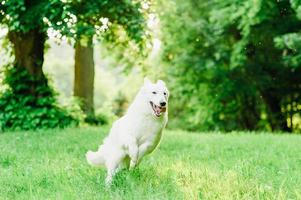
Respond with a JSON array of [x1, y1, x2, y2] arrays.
[[143, 77, 169, 117]]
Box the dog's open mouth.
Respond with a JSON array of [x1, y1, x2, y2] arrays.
[[150, 101, 166, 117]]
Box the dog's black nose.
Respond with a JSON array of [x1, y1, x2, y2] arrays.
[[160, 102, 166, 107]]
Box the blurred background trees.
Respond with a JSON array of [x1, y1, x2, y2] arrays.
[[160, 0, 301, 132], [63, 0, 146, 122], [1, 0, 301, 133]]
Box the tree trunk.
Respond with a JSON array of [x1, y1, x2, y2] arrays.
[[8, 29, 48, 95], [262, 92, 291, 132], [241, 96, 261, 130], [74, 38, 95, 117]]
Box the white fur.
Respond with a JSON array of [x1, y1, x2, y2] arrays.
[[86, 78, 169, 186]]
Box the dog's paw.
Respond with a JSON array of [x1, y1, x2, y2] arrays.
[[105, 176, 113, 188]]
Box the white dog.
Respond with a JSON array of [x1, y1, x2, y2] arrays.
[[86, 78, 169, 186]]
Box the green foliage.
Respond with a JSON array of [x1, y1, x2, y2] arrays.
[[0, 0, 150, 130], [0, 0, 68, 33], [0, 66, 80, 131], [93, 111, 115, 125], [160, 0, 301, 132], [49, 0, 148, 44], [1, 128, 301, 199], [275, 32, 301, 67], [0, 0, 148, 43]]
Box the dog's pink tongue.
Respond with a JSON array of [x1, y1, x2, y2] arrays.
[[155, 106, 161, 114], [155, 105, 166, 114]]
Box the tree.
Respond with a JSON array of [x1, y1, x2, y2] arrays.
[[62, 0, 147, 121], [0, 0, 67, 93], [0, 0, 78, 130], [74, 38, 95, 118], [160, 0, 301, 132]]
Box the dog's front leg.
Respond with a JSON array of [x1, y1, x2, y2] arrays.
[[136, 142, 151, 165], [128, 140, 139, 169], [129, 147, 138, 169]]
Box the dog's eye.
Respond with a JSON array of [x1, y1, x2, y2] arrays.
[[152, 91, 157, 94], [163, 92, 167, 95]]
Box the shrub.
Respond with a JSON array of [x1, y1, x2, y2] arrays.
[[0, 66, 80, 131]]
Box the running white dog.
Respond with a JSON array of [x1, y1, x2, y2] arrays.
[[86, 78, 169, 186]]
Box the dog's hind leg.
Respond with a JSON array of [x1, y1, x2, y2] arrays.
[[105, 152, 126, 187]]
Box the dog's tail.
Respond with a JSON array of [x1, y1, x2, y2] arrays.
[[86, 146, 105, 167]]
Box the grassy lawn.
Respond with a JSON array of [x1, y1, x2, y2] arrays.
[[0, 127, 301, 200]]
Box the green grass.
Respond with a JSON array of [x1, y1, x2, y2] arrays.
[[0, 127, 301, 200]]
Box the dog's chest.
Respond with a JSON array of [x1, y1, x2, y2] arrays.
[[133, 117, 165, 145]]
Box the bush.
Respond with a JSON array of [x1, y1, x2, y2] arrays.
[[95, 103, 118, 125], [0, 66, 80, 131]]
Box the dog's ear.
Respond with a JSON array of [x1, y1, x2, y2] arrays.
[[144, 77, 152, 86], [157, 80, 166, 86]]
